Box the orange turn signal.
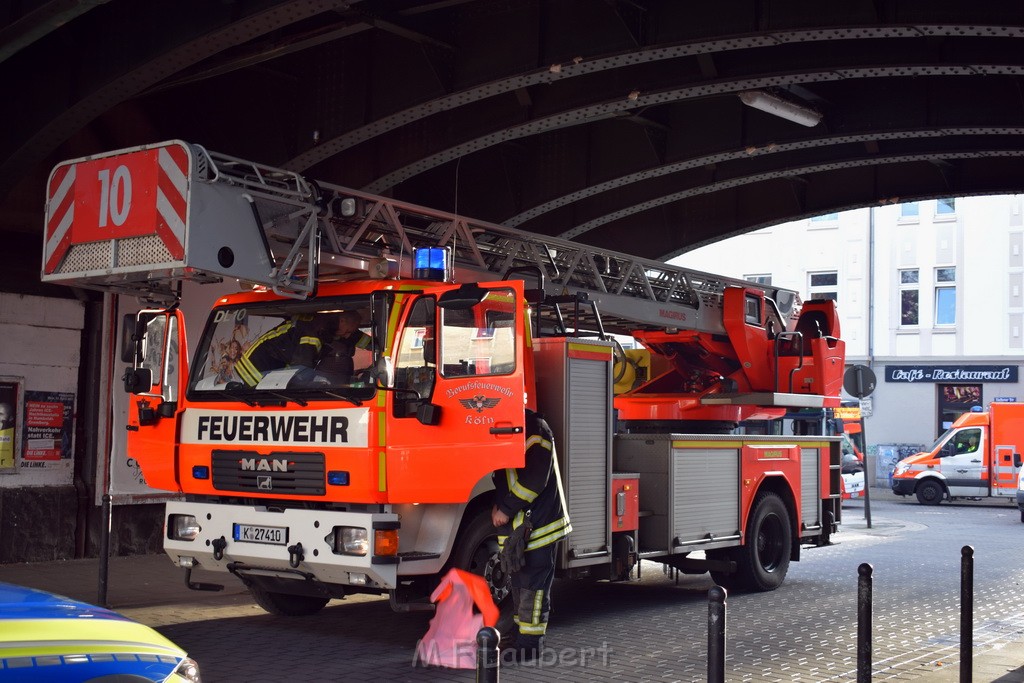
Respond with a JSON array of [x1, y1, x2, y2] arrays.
[[374, 529, 399, 556]]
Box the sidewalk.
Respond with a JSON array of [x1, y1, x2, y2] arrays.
[[841, 491, 1024, 682], [1, 498, 1024, 681]]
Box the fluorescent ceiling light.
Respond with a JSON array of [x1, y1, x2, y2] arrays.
[[738, 90, 822, 127]]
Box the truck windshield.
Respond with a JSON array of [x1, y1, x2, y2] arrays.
[[925, 427, 955, 452], [187, 297, 378, 402]]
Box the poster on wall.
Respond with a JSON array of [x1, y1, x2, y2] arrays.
[[22, 391, 75, 462], [0, 377, 24, 473]]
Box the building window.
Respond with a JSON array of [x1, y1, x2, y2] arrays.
[[810, 212, 839, 224], [900, 202, 920, 221], [936, 198, 956, 215], [935, 266, 956, 325], [900, 268, 919, 326], [937, 384, 982, 434], [745, 274, 772, 285], [808, 271, 838, 301]]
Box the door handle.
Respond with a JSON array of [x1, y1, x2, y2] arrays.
[[956, 469, 968, 473], [970, 459, 982, 463], [489, 426, 523, 435]]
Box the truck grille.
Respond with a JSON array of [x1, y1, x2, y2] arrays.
[[211, 450, 326, 496]]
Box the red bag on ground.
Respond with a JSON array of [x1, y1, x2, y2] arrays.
[[415, 568, 499, 669]]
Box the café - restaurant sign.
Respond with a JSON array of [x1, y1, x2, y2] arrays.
[[885, 365, 1018, 383]]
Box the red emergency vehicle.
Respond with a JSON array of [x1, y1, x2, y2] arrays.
[[892, 403, 1024, 506], [41, 141, 846, 615]]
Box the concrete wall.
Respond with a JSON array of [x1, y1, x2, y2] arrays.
[[0, 292, 170, 563], [0, 293, 84, 561]]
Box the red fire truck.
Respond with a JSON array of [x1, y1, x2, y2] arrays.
[[42, 141, 845, 615]]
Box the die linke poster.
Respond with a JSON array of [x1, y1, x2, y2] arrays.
[[22, 391, 75, 462]]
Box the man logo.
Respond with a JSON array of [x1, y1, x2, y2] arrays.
[[241, 458, 289, 472], [257, 476, 273, 490]]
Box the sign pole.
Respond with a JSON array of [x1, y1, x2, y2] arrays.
[[844, 365, 877, 530], [857, 392, 872, 528]]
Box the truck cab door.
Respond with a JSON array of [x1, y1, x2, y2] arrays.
[[122, 309, 188, 492], [385, 282, 527, 503], [938, 427, 986, 497]]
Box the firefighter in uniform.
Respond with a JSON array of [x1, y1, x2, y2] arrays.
[[234, 314, 328, 387], [236, 310, 372, 387], [491, 409, 572, 662], [315, 310, 372, 380]]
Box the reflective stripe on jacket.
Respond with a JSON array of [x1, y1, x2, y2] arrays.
[[493, 410, 571, 551]]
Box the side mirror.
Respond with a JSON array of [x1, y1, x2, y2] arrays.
[[122, 367, 153, 394], [438, 282, 486, 310], [120, 312, 155, 363], [504, 265, 546, 305], [374, 356, 394, 387], [416, 402, 441, 426], [1014, 453, 1022, 469]]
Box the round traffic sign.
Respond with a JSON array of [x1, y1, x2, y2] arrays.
[[843, 364, 876, 398]]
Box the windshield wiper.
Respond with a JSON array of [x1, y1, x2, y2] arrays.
[[222, 382, 257, 406], [322, 391, 362, 407], [261, 391, 308, 407]]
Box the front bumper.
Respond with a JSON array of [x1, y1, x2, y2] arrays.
[[891, 477, 917, 496], [163, 501, 399, 590]]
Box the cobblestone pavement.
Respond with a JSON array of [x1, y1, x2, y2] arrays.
[[4, 492, 1024, 682]]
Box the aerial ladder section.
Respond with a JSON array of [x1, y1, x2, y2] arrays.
[[42, 140, 800, 337], [42, 140, 843, 410]]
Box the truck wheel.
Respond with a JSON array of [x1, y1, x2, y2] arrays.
[[732, 492, 792, 592], [915, 479, 944, 505], [248, 585, 330, 616], [449, 510, 514, 634]]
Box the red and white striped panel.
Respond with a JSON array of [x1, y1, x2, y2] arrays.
[[44, 162, 77, 274], [43, 141, 192, 274], [154, 144, 188, 260]]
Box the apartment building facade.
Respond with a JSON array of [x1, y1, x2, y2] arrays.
[[671, 195, 1024, 478]]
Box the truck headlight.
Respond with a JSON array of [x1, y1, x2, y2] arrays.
[[1018, 475, 1024, 492], [331, 526, 368, 556], [894, 463, 909, 476], [168, 514, 200, 542]]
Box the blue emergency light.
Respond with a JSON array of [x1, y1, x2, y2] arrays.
[[413, 246, 452, 282]]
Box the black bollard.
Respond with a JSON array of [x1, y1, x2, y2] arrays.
[[857, 563, 872, 683], [708, 585, 727, 683], [476, 626, 500, 683], [961, 545, 974, 683], [98, 493, 112, 607]]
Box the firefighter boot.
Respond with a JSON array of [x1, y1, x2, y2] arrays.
[[513, 635, 544, 663]]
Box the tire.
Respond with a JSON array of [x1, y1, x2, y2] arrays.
[[449, 509, 514, 636], [915, 479, 944, 506], [249, 584, 330, 616], [732, 491, 792, 592]]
